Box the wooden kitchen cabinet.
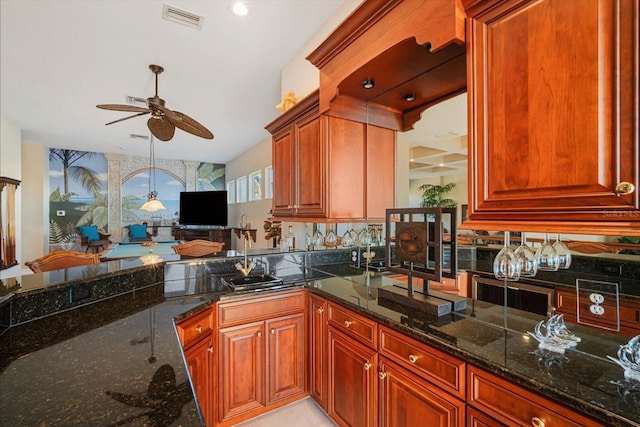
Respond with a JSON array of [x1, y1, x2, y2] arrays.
[[328, 326, 377, 427], [176, 307, 215, 427], [467, 365, 604, 427], [309, 294, 328, 410], [463, 0, 639, 236], [216, 291, 306, 426], [378, 358, 465, 427], [266, 90, 395, 221]]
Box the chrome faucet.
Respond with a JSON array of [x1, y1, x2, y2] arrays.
[[235, 230, 255, 276]]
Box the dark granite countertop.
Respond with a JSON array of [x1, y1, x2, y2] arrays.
[[2, 249, 640, 426]]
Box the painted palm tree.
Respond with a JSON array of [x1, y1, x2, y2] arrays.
[[197, 163, 225, 190], [49, 149, 103, 196]]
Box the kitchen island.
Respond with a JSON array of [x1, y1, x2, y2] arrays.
[[1, 249, 639, 426]]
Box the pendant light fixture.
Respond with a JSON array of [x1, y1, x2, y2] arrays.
[[140, 134, 166, 212]]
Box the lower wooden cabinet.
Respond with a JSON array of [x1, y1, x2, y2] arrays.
[[328, 327, 377, 427], [378, 358, 465, 427], [216, 291, 306, 426], [309, 294, 328, 410], [467, 365, 603, 427], [184, 335, 215, 427], [176, 307, 215, 426]]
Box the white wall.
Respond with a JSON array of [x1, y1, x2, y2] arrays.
[[0, 115, 22, 278], [21, 142, 47, 267]]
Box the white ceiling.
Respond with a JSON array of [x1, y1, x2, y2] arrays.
[[0, 0, 347, 164]]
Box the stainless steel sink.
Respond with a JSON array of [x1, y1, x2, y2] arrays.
[[221, 274, 284, 292]]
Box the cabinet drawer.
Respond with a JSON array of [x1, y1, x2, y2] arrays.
[[218, 290, 305, 327], [327, 301, 377, 348], [468, 365, 603, 427], [176, 307, 214, 348], [379, 325, 465, 399]]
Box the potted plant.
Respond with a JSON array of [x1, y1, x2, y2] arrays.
[[419, 183, 457, 208]]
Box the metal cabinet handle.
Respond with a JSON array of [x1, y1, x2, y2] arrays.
[[271, 329, 275, 335], [408, 354, 418, 364], [196, 325, 202, 333], [378, 372, 387, 380], [615, 182, 635, 196], [344, 320, 354, 328], [207, 347, 213, 353], [257, 331, 262, 338], [531, 417, 545, 427], [318, 307, 324, 314], [363, 362, 372, 371]]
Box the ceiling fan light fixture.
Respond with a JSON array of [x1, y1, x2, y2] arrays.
[[362, 79, 375, 89]]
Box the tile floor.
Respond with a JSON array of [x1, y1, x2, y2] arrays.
[[234, 397, 337, 427]]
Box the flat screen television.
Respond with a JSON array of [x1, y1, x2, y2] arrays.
[[178, 190, 228, 227]]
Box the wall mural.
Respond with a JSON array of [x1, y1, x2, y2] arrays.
[[49, 148, 225, 250], [49, 149, 108, 249]]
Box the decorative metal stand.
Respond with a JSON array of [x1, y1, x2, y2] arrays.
[[379, 207, 465, 317]]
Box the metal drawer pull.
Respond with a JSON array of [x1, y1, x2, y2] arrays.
[[408, 354, 418, 363], [318, 307, 324, 314], [257, 331, 262, 337], [271, 329, 275, 334], [208, 347, 213, 353], [196, 325, 202, 333], [344, 320, 354, 327], [378, 372, 387, 380], [531, 417, 545, 427], [363, 362, 372, 371], [615, 182, 635, 196]]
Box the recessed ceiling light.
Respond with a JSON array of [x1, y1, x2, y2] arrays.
[[362, 79, 374, 89], [231, 1, 249, 16], [404, 94, 416, 102]]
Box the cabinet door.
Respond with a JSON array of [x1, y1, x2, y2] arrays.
[[218, 322, 265, 421], [184, 335, 214, 427], [295, 114, 326, 217], [328, 327, 377, 427], [272, 129, 295, 216], [466, 0, 639, 231], [309, 294, 328, 409], [366, 124, 395, 220], [266, 313, 305, 403], [379, 358, 465, 427]]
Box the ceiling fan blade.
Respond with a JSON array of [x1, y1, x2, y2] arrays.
[[147, 116, 175, 141], [105, 111, 150, 126], [167, 110, 214, 140], [97, 104, 151, 113]]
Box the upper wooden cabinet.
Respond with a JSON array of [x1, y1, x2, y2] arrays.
[[266, 90, 396, 222], [307, 0, 466, 125], [463, 0, 640, 235]]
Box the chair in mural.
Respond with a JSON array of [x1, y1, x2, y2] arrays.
[[26, 250, 100, 273], [126, 223, 153, 242], [172, 240, 225, 257], [77, 225, 112, 253]]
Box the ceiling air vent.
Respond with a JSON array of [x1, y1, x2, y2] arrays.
[[162, 4, 204, 30]]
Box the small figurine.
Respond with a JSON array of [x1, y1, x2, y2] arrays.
[[276, 91, 297, 113]]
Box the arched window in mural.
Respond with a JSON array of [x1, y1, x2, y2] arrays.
[[121, 169, 185, 226]]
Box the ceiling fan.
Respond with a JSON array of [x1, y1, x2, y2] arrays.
[[97, 64, 213, 141]]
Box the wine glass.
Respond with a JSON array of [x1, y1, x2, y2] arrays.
[[514, 232, 537, 277], [324, 225, 338, 248], [312, 229, 324, 248], [341, 229, 355, 247], [493, 231, 521, 281], [536, 233, 559, 271], [553, 234, 572, 269], [358, 228, 372, 246]]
